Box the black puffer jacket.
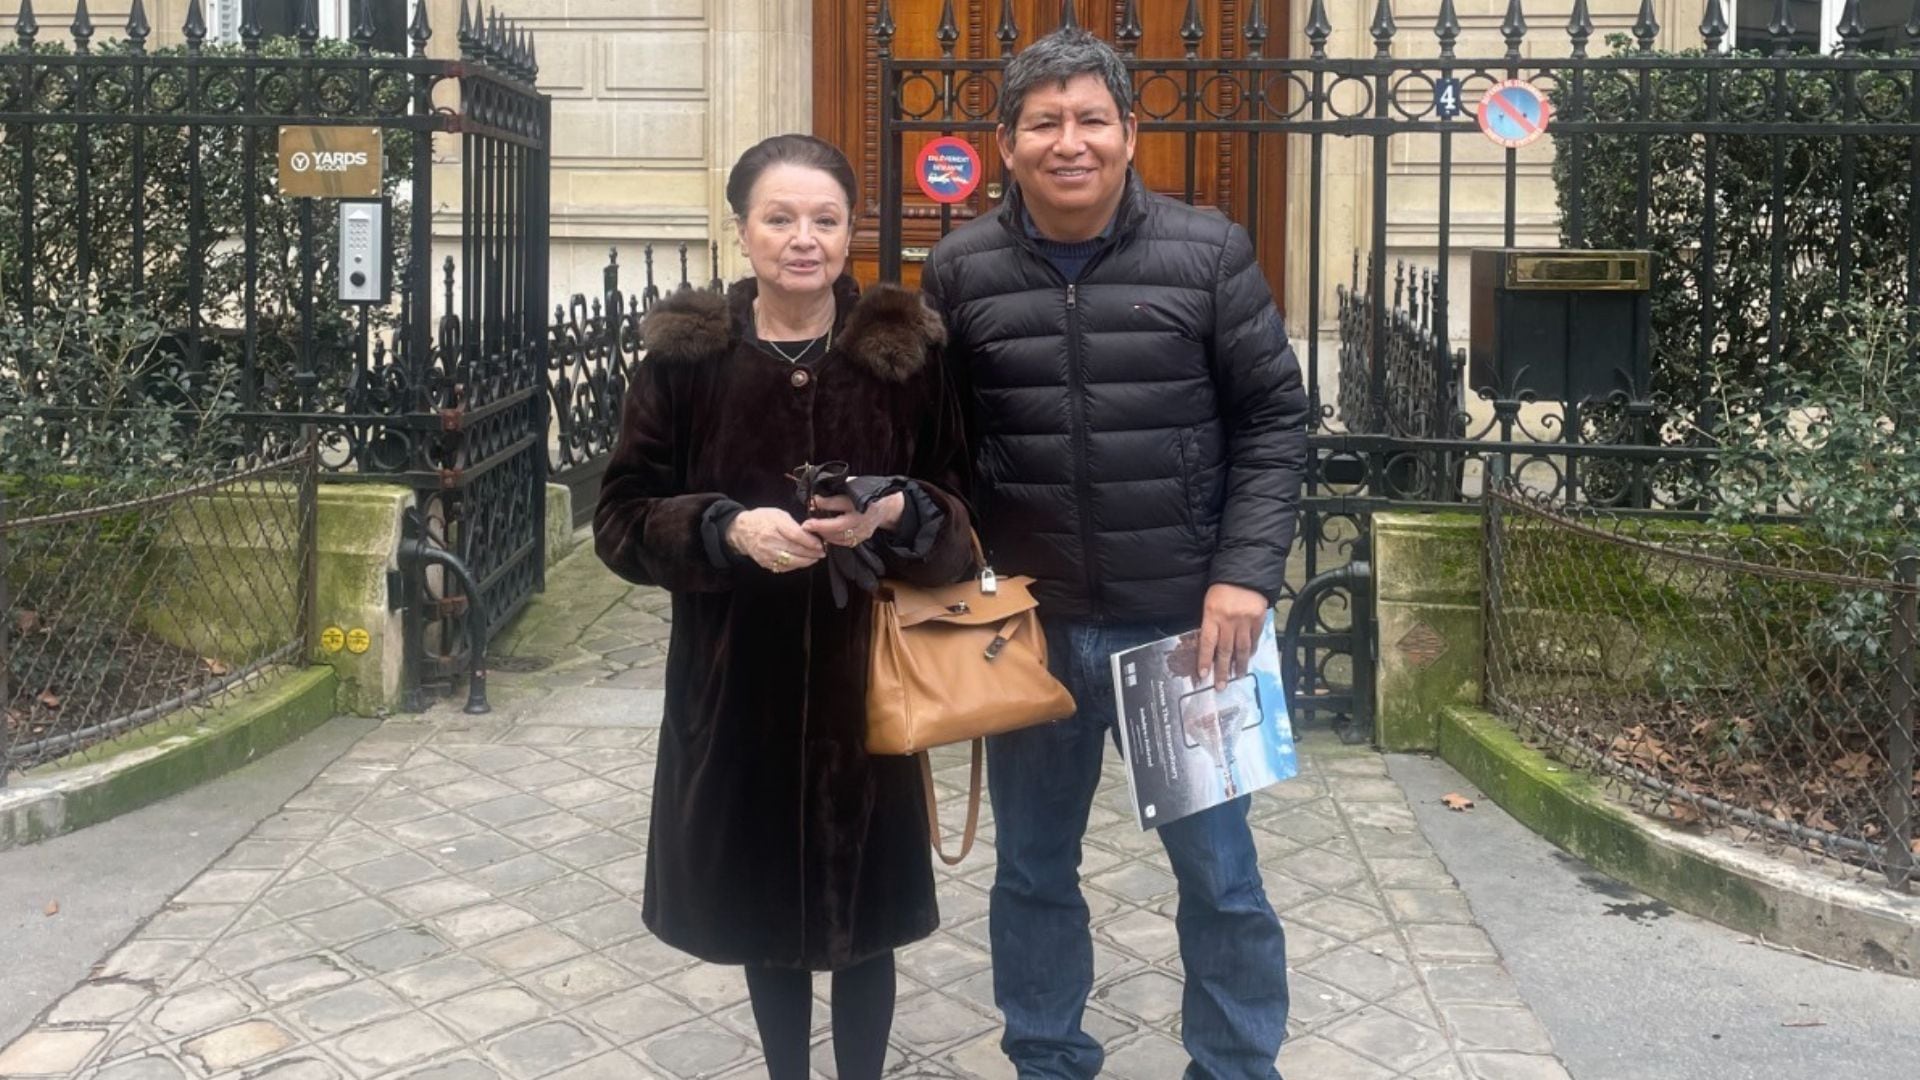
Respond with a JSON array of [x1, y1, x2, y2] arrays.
[[922, 173, 1310, 624]]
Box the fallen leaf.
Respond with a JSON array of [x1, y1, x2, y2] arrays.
[[200, 658, 230, 677], [43, 900, 58, 917], [1441, 793, 1475, 812], [16, 609, 40, 635], [1832, 751, 1876, 780], [36, 691, 60, 710]]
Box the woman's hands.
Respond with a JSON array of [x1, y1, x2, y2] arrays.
[[726, 508, 826, 573], [803, 492, 905, 548]]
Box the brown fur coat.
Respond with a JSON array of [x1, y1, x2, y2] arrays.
[[593, 275, 973, 970]]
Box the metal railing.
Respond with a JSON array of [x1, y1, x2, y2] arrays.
[[1, 440, 318, 779], [1485, 481, 1918, 889]]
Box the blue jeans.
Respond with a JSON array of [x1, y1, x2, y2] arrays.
[[987, 619, 1289, 1080]]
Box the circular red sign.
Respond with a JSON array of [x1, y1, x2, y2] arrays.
[[915, 136, 983, 204]]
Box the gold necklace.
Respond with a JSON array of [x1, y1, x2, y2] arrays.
[[763, 328, 831, 365]]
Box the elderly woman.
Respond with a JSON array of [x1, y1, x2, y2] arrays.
[[592, 134, 972, 1079]]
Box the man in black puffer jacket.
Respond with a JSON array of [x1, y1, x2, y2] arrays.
[[922, 26, 1307, 1080]]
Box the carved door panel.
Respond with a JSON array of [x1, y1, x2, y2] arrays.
[[813, 1, 1287, 295]]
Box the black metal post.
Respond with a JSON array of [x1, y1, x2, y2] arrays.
[[1888, 546, 1918, 890]]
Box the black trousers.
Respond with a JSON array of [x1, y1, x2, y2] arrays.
[[743, 950, 897, 1080]]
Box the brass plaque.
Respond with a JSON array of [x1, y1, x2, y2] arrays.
[[1506, 251, 1650, 291], [277, 126, 383, 198]]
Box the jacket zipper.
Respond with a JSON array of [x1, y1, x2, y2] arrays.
[[1064, 283, 1104, 617]]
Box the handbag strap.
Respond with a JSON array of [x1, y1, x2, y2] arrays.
[[919, 739, 983, 866]]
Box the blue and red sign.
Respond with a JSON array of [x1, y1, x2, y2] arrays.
[[915, 136, 982, 204], [1476, 80, 1552, 149]]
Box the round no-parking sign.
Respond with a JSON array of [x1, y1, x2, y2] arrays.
[[915, 137, 982, 204], [1477, 80, 1552, 149]]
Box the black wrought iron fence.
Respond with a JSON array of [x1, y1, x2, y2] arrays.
[[1484, 482, 1919, 889], [1, 442, 318, 779], [2, 1, 552, 708]]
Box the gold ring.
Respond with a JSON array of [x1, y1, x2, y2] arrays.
[[776, 550, 792, 566]]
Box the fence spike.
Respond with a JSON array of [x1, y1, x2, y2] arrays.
[[1501, 0, 1526, 58], [490, 9, 505, 62], [14, 0, 35, 47], [710, 242, 724, 292], [1306, 0, 1333, 58], [1908, 0, 1920, 48], [528, 30, 539, 76], [1836, 0, 1865, 52], [183, 0, 206, 51], [1246, 0, 1269, 57], [71, 0, 93, 51], [410, 0, 431, 56], [297, 0, 319, 54], [242, 0, 263, 51], [1568, 0, 1593, 55], [1372, 0, 1397, 58], [996, 0, 1018, 56], [1180, 0, 1205, 57], [459, 1, 479, 59], [678, 242, 691, 292], [1436, 0, 1461, 57], [937, 0, 958, 56], [126, 0, 148, 50], [1700, 0, 1728, 51], [1767, 0, 1795, 54], [1059, 1, 1078, 31], [876, 0, 895, 55], [1116, 0, 1142, 54], [353, 0, 377, 53], [1632, 0, 1660, 51]]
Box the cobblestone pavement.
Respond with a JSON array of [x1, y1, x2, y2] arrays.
[[0, 546, 1571, 1080]]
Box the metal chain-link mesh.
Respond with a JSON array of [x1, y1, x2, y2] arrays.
[[1484, 484, 1919, 889], [2, 450, 316, 776]]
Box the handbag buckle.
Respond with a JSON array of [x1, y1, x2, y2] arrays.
[[984, 634, 1009, 661], [947, 602, 971, 614]]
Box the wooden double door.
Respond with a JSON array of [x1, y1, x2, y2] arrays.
[[813, 0, 1289, 296]]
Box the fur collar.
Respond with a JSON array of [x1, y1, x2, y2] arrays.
[[639, 275, 944, 382]]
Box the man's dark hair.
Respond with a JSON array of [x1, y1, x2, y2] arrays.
[[999, 27, 1133, 131], [724, 134, 859, 218]]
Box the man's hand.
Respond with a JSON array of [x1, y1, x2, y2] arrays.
[[1195, 583, 1271, 690], [727, 508, 826, 573]]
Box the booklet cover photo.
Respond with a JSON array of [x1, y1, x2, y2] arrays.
[[1109, 612, 1299, 830]]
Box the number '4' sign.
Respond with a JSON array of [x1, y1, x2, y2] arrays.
[[1435, 78, 1463, 120]]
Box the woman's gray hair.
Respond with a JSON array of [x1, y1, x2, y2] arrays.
[[999, 28, 1133, 130]]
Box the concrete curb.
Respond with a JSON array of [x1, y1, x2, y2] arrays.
[[0, 667, 339, 852], [1438, 704, 1920, 977]]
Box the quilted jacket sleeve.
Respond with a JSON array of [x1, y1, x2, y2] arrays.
[[592, 362, 736, 593], [1206, 223, 1311, 600]]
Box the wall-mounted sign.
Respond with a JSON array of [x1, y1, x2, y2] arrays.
[[278, 126, 383, 198], [1476, 80, 1552, 150], [915, 136, 982, 205]]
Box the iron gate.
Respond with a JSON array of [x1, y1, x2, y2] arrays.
[[0, 0, 551, 708]]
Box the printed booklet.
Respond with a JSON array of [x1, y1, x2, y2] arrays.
[[1110, 612, 1298, 830]]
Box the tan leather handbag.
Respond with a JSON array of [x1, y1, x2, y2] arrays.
[[867, 555, 1075, 865]]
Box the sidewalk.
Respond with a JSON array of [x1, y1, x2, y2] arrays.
[[0, 544, 1570, 1080]]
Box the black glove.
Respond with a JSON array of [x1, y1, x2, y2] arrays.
[[789, 461, 907, 609]]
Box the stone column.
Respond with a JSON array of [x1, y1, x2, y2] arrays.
[[707, 0, 813, 283]]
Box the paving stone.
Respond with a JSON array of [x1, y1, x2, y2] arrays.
[[342, 852, 443, 893], [428, 835, 531, 874], [93, 1055, 191, 1080], [638, 1020, 753, 1078], [236, 1055, 342, 1080], [1275, 1034, 1399, 1080], [142, 904, 245, 940], [484, 863, 596, 910], [384, 955, 501, 1007], [47, 980, 152, 1024], [897, 937, 993, 987], [524, 955, 638, 1009], [0, 1029, 107, 1075], [603, 935, 697, 980], [386, 879, 496, 920], [1283, 847, 1370, 890], [1405, 1055, 1470, 1080], [1369, 856, 1457, 889], [1325, 1006, 1449, 1073], [152, 984, 257, 1037], [657, 961, 751, 1014], [1461, 1052, 1575, 1080], [589, 855, 650, 894], [309, 833, 406, 872], [432, 985, 552, 1039], [501, 812, 598, 849], [290, 899, 405, 947], [285, 981, 410, 1038], [889, 991, 997, 1052], [543, 1051, 654, 1080], [1092, 969, 1184, 1026], [343, 927, 451, 974], [1093, 910, 1180, 963], [485, 1020, 604, 1076], [1287, 973, 1369, 1031], [329, 1014, 460, 1074], [467, 794, 559, 827], [426, 778, 519, 810], [393, 1059, 501, 1080], [1084, 861, 1177, 903], [1384, 888, 1477, 925], [1408, 924, 1503, 963], [172, 870, 278, 906], [431, 904, 542, 948], [1289, 896, 1392, 941], [354, 793, 444, 827], [244, 955, 357, 1005], [387, 814, 486, 849], [1420, 963, 1527, 1008], [1443, 1005, 1556, 1055], [1101, 1031, 1190, 1080], [97, 941, 200, 986], [179, 1021, 296, 1074], [205, 926, 321, 978], [263, 876, 365, 921], [1300, 945, 1419, 1001], [552, 901, 649, 950], [472, 926, 586, 974]]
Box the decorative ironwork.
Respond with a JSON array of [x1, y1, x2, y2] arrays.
[[2, 0, 552, 709]]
